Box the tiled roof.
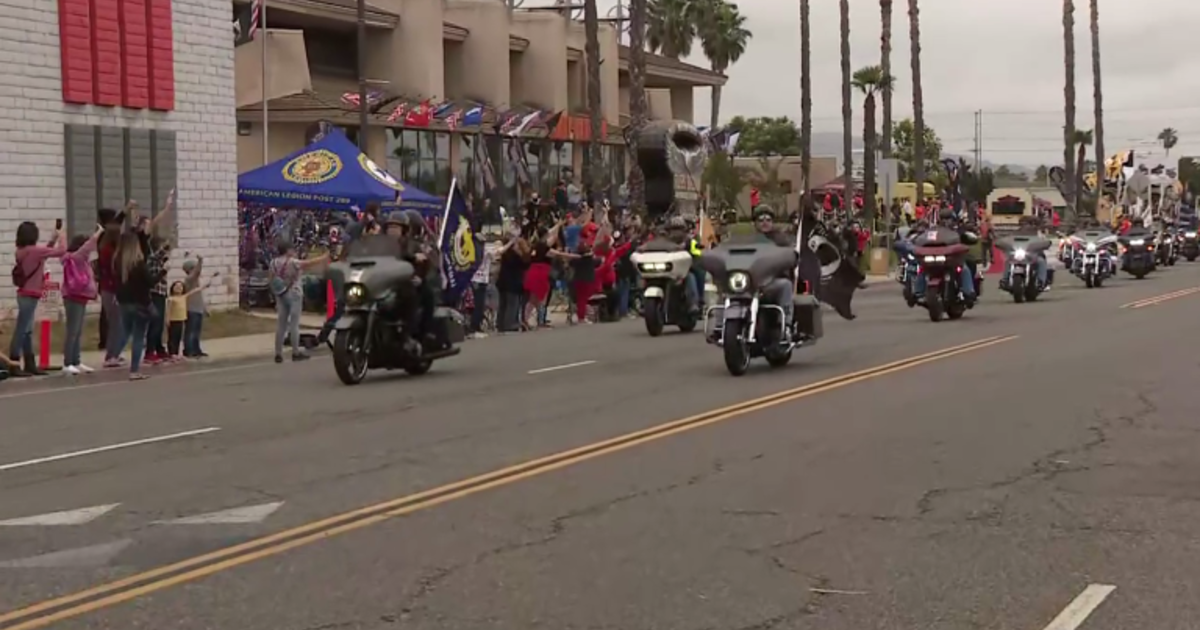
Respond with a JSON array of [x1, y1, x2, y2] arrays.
[[617, 46, 725, 80]]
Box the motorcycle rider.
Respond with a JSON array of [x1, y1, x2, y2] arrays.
[[663, 216, 701, 313], [749, 205, 797, 324], [1001, 215, 1050, 290], [384, 211, 439, 352], [913, 208, 977, 303]]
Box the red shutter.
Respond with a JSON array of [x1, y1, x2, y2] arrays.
[[90, 0, 121, 105], [119, 0, 149, 108], [146, 0, 174, 111], [57, 0, 94, 104]]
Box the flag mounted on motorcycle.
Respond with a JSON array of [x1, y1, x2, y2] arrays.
[[436, 181, 484, 302]]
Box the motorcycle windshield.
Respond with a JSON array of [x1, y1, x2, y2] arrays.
[[699, 238, 797, 289], [345, 234, 404, 259], [912, 226, 962, 247], [996, 236, 1051, 255]]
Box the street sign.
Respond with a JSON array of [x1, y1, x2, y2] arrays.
[[36, 276, 62, 322]]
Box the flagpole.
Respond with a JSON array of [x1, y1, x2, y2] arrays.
[[356, 0, 368, 149], [260, 0, 268, 166], [438, 177, 458, 250]]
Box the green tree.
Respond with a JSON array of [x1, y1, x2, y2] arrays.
[[1034, 164, 1049, 182], [698, 1, 750, 129], [962, 166, 996, 205], [727, 116, 801, 156], [701, 151, 749, 213], [746, 157, 789, 211], [891, 118, 941, 182], [994, 165, 1028, 184], [646, 0, 699, 58], [1073, 128, 1094, 218], [852, 64, 892, 224], [1178, 157, 1200, 196], [1158, 127, 1179, 156]]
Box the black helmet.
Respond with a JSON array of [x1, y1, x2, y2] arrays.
[[938, 208, 956, 222]]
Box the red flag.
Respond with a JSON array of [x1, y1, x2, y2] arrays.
[[386, 102, 408, 123], [404, 101, 432, 127]]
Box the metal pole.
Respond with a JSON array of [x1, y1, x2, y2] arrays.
[[261, 0, 268, 165], [356, 0, 368, 150]]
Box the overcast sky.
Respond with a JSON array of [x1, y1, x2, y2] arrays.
[[573, 0, 1200, 168]]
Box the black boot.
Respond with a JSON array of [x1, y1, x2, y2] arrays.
[[23, 354, 47, 377]]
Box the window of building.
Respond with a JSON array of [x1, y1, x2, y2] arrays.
[[303, 29, 357, 78], [63, 125, 177, 241], [386, 129, 452, 197]]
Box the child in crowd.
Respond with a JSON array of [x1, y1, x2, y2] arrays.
[[167, 279, 210, 356], [60, 225, 105, 374], [181, 256, 207, 357], [144, 236, 172, 364]]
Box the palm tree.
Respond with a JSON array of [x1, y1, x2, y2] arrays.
[[628, 0, 649, 214], [583, 0, 603, 202], [1063, 0, 1077, 215], [1073, 128, 1093, 220], [880, 0, 893, 158], [839, 0, 852, 190], [853, 65, 893, 226], [800, 0, 812, 200], [907, 0, 925, 204], [1158, 128, 1180, 156], [646, 0, 697, 59], [699, 1, 750, 130], [1089, 0, 1104, 216]]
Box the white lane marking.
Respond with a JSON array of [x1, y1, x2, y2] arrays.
[[0, 427, 221, 473], [0, 361, 271, 401], [154, 501, 285, 525], [0, 504, 121, 526], [0, 540, 133, 568], [1042, 584, 1117, 630], [527, 360, 597, 375]]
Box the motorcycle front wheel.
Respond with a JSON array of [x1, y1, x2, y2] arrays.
[[643, 297, 665, 337], [722, 320, 751, 376], [333, 328, 370, 385]]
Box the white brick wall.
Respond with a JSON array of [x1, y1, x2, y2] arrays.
[[0, 0, 237, 321]]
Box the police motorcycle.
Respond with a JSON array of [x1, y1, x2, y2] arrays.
[[912, 224, 981, 322], [1066, 229, 1117, 288], [327, 231, 465, 385], [631, 226, 699, 336], [1119, 230, 1156, 279], [997, 234, 1053, 301], [628, 119, 709, 337]]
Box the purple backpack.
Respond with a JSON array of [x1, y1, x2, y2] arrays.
[[62, 256, 96, 301]]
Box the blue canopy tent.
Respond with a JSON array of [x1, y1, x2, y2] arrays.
[[237, 130, 444, 214]]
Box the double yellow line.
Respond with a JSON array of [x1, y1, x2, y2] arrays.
[[1121, 286, 1200, 309], [0, 335, 1017, 630]]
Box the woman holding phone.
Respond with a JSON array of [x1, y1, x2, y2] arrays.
[[8, 219, 66, 376]]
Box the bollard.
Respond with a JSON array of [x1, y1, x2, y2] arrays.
[[38, 319, 51, 370], [326, 279, 335, 320]]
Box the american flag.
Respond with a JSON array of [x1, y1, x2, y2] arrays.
[[232, 0, 262, 46], [386, 102, 409, 123], [445, 108, 464, 131]]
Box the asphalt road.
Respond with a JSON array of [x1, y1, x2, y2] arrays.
[[2, 265, 1200, 630]]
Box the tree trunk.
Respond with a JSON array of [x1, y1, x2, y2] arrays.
[[627, 0, 649, 216], [839, 0, 852, 191], [800, 0, 812, 202], [908, 0, 925, 205], [1076, 143, 1087, 221], [583, 0, 603, 204], [864, 92, 877, 227], [880, 0, 893, 158], [1063, 0, 1077, 215], [709, 84, 722, 131], [1090, 0, 1104, 218]]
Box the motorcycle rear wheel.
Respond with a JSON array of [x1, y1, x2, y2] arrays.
[[926, 292, 945, 322], [333, 328, 370, 386]]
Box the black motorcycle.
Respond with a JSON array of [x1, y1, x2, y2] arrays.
[[700, 238, 823, 376], [1120, 233, 1155, 279], [328, 235, 465, 385], [912, 225, 979, 322], [1182, 228, 1199, 262]]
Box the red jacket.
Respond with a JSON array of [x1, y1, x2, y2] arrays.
[[597, 241, 633, 287]]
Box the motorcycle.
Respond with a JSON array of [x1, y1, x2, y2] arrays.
[[892, 228, 919, 308], [700, 238, 824, 376], [1155, 229, 1178, 267], [1067, 230, 1117, 288], [997, 235, 1052, 302], [912, 226, 979, 322], [328, 235, 465, 385], [630, 239, 699, 336], [1182, 228, 1199, 261], [1119, 233, 1155, 279]]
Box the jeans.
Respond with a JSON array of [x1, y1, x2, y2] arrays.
[[120, 303, 150, 373], [8, 295, 37, 365], [690, 268, 706, 311], [914, 265, 976, 297], [63, 300, 87, 366], [101, 291, 123, 361], [469, 282, 488, 332], [275, 290, 303, 357], [762, 278, 794, 322], [317, 300, 343, 344], [1001, 256, 1049, 286], [167, 321, 184, 356], [616, 277, 632, 317], [146, 293, 167, 356], [683, 273, 699, 310], [497, 291, 522, 332], [184, 312, 205, 356]]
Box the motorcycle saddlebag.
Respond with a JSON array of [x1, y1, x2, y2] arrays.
[[792, 294, 823, 341], [433, 307, 468, 344]]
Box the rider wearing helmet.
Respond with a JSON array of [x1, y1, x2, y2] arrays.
[[913, 207, 977, 303], [385, 210, 439, 351], [663, 216, 700, 313], [750, 204, 797, 324]]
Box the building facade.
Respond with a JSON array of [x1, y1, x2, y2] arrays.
[[0, 0, 237, 319], [234, 0, 724, 213]]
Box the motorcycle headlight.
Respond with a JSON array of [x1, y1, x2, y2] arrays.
[[1187, 232, 1197, 238], [1013, 248, 1027, 260], [728, 272, 750, 293], [638, 262, 672, 273], [1086, 242, 1096, 252], [1130, 239, 1144, 246], [345, 283, 367, 307]]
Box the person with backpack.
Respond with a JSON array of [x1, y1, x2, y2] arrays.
[[9, 221, 66, 377], [60, 225, 105, 374]]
